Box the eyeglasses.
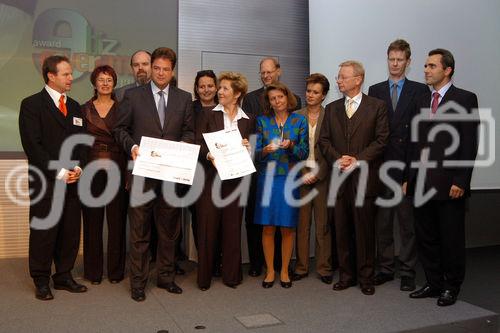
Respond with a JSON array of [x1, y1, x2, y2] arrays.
[[259, 69, 278, 77], [97, 78, 114, 84], [335, 75, 360, 82]]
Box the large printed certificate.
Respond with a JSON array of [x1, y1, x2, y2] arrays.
[[132, 136, 200, 185], [202, 128, 256, 180]]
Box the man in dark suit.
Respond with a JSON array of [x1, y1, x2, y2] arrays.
[[113, 47, 194, 302], [319, 60, 389, 295], [19, 55, 88, 300], [368, 39, 428, 291], [242, 57, 302, 277], [114, 50, 151, 102], [405, 49, 479, 306]]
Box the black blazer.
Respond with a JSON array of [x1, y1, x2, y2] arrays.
[[318, 94, 389, 197], [405, 85, 479, 199], [19, 88, 87, 199], [242, 87, 302, 117], [368, 79, 428, 183], [197, 109, 256, 179], [113, 83, 194, 156]]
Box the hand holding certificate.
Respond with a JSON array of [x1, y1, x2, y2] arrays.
[[203, 128, 256, 180], [132, 136, 200, 185]]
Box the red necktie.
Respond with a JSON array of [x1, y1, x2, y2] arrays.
[[58, 95, 67, 117], [431, 92, 440, 114]]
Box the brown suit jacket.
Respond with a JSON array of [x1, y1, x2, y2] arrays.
[[295, 106, 328, 181], [318, 94, 389, 197]]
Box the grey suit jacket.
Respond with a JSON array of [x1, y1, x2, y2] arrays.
[[114, 82, 138, 103], [294, 106, 328, 181], [113, 83, 194, 157]]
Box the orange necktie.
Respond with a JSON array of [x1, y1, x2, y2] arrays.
[[58, 95, 68, 117]]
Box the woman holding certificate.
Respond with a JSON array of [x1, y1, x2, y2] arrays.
[[196, 71, 255, 290], [254, 82, 309, 288]]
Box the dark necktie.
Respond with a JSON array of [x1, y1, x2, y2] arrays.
[[431, 91, 440, 114], [391, 83, 398, 111], [157, 91, 166, 127]]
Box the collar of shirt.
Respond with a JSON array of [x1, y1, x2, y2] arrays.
[[388, 77, 405, 99], [345, 92, 363, 111], [430, 80, 452, 105], [45, 84, 66, 107], [213, 104, 249, 129], [151, 81, 169, 108]]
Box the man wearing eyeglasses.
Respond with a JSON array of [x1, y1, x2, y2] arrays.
[[318, 60, 389, 295], [242, 57, 302, 277], [368, 39, 427, 292]]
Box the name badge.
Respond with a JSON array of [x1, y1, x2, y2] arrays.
[[73, 117, 83, 126]]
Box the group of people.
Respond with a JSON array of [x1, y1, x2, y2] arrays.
[[19, 39, 478, 308]]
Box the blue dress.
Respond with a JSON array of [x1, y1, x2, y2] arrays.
[[254, 113, 309, 227]]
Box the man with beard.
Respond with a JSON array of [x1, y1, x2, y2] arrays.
[[114, 50, 151, 102]]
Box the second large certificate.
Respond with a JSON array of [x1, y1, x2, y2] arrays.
[[202, 128, 256, 180]]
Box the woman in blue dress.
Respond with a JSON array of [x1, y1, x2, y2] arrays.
[[254, 82, 309, 288]]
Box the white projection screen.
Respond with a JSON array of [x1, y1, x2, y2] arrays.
[[310, 0, 500, 190]]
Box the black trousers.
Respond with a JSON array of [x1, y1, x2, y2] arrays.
[[376, 187, 417, 278], [128, 177, 181, 290], [414, 198, 466, 294], [29, 194, 81, 286], [82, 169, 127, 282]]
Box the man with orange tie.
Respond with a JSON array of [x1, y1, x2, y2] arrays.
[[19, 55, 88, 300]]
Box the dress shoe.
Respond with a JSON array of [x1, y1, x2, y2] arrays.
[[373, 272, 394, 286], [437, 290, 457, 306], [175, 264, 186, 276], [280, 280, 292, 288], [320, 275, 333, 284], [91, 280, 101, 285], [35, 285, 54, 301], [291, 272, 308, 281], [199, 286, 210, 291], [248, 267, 262, 277], [53, 279, 88, 293], [400, 276, 416, 291], [109, 279, 121, 284], [158, 282, 183, 294], [361, 285, 375, 295], [131, 288, 145, 302], [333, 281, 356, 291], [224, 282, 238, 289], [409, 285, 441, 299]]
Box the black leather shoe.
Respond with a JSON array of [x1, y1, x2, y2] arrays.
[[400, 276, 416, 291], [131, 288, 145, 302], [320, 275, 333, 284], [361, 285, 375, 295], [291, 272, 308, 281], [175, 264, 186, 276], [224, 283, 238, 289], [409, 285, 441, 299], [280, 280, 292, 288], [91, 280, 101, 285], [109, 279, 121, 284], [199, 286, 210, 291], [373, 272, 394, 286], [53, 279, 88, 293], [249, 267, 262, 277], [158, 282, 183, 294], [437, 290, 457, 306], [35, 285, 54, 301], [262, 279, 274, 288], [333, 280, 356, 291]]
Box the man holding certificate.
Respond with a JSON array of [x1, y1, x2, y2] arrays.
[[113, 47, 194, 301], [196, 72, 255, 291]]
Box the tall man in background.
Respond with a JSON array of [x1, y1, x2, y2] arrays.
[[114, 50, 152, 102], [19, 55, 88, 300], [368, 39, 427, 291]]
